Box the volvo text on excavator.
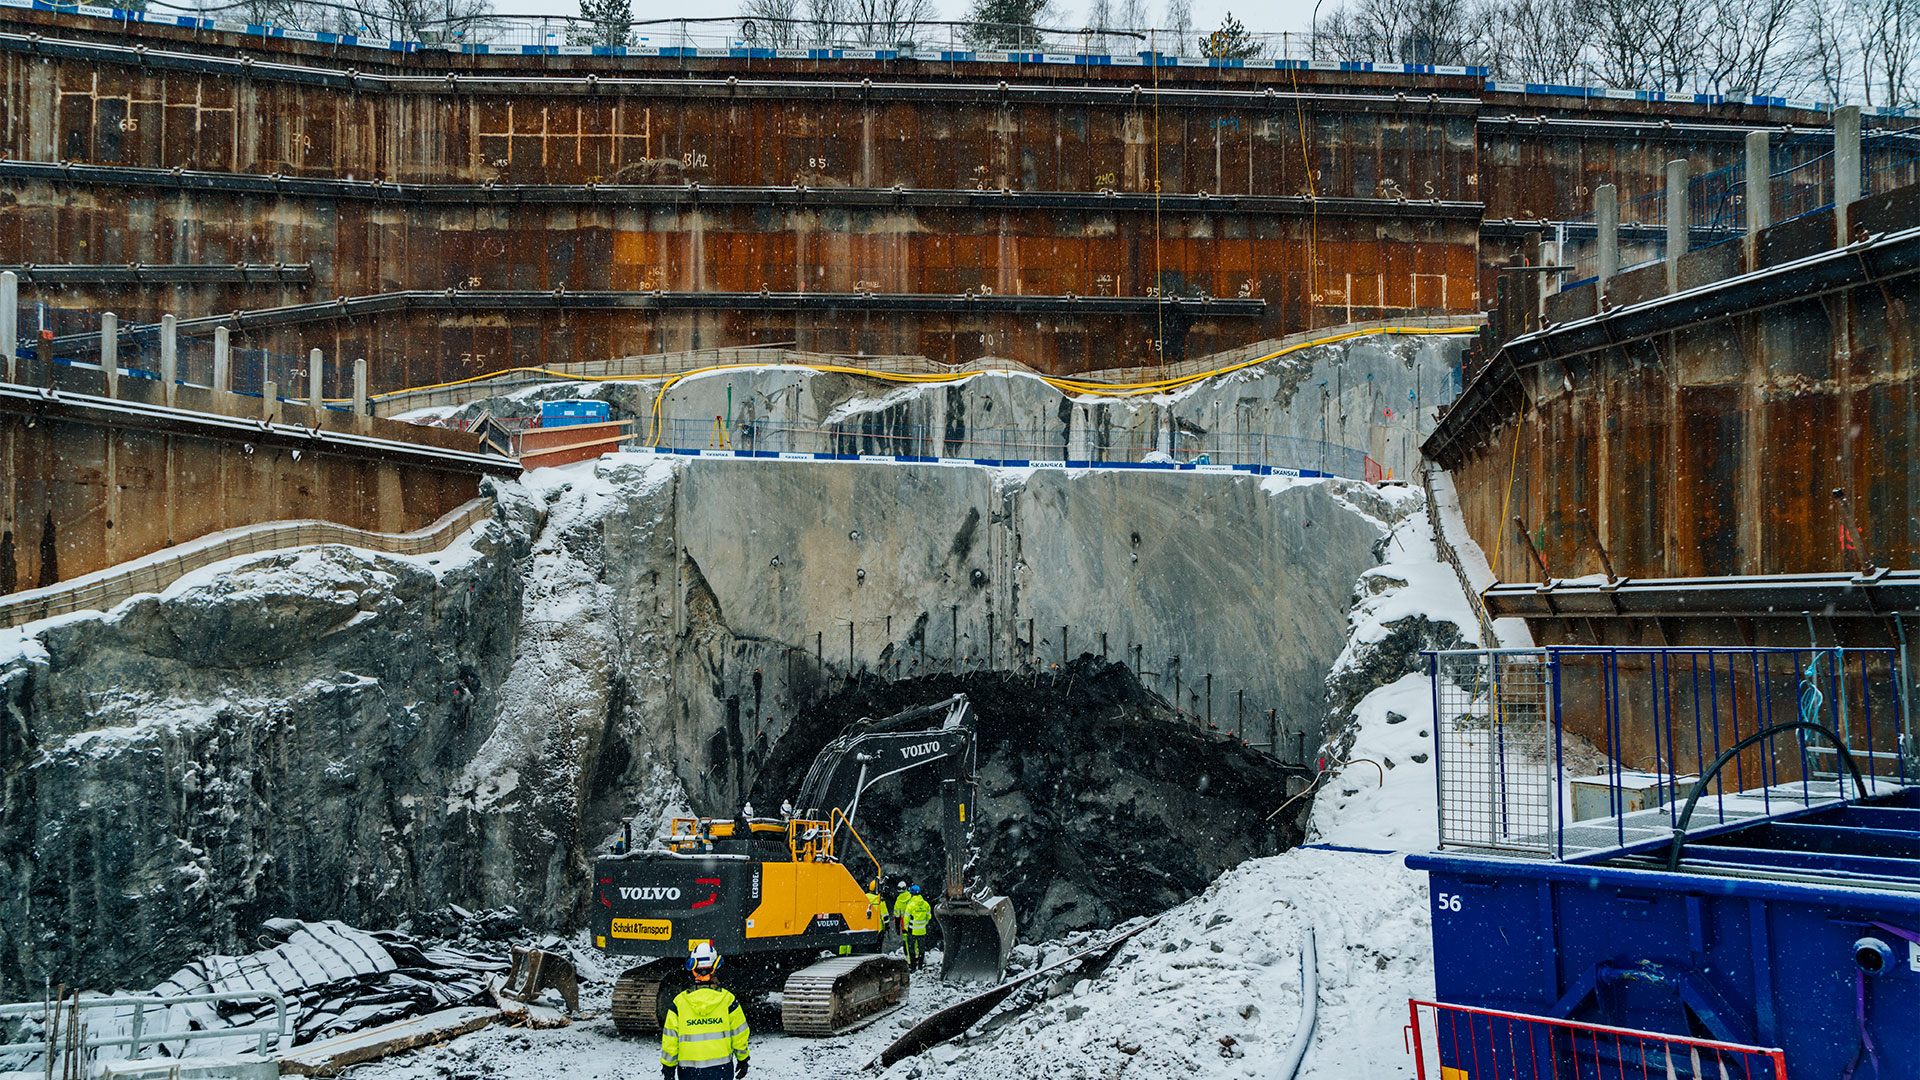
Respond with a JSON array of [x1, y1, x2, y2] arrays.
[[590, 694, 1017, 1037]]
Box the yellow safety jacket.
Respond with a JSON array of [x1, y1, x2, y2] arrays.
[[904, 894, 933, 935], [866, 891, 889, 922], [661, 985, 749, 1072]]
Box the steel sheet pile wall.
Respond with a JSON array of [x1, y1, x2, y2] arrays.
[[0, 24, 1489, 385], [1426, 189, 1920, 618]]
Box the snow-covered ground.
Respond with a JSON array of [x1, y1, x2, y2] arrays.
[[343, 487, 1475, 1080]]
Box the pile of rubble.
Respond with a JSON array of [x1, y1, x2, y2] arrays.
[[154, 917, 506, 1048]]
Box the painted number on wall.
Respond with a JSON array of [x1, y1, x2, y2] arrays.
[[683, 151, 710, 168], [808, 156, 828, 169], [118, 117, 138, 131], [1435, 892, 1463, 912]]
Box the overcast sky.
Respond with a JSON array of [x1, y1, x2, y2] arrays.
[[490, 0, 1324, 48]]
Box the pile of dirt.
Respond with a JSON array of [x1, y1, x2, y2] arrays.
[[749, 658, 1311, 943]]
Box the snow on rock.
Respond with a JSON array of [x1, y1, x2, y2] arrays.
[[869, 846, 1430, 1080]]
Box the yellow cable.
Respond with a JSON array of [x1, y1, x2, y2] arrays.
[[641, 325, 1477, 445], [322, 326, 1477, 440], [1494, 402, 1525, 580], [1288, 59, 1318, 328], [1152, 36, 1165, 378]]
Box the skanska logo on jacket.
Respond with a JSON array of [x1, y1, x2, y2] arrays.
[[619, 886, 682, 901]]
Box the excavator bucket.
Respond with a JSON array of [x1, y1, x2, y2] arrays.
[[935, 895, 1017, 983]]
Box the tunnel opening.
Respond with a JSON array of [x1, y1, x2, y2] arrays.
[[749, 657, 1314, 945]]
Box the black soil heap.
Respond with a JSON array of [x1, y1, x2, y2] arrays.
[[750, 658, 1310, 943]]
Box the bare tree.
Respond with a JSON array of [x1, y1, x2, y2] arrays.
[[1083, 0, 1113, 50], [1798, 0, 1858, 100], [1161, 0, 1190, 51], [740, 0, 805, 46], [1317, 0, 1478, 65], [805, 0, 850, 43], [1854, 0, 1920, 105], [1697, 0, 1814, 95], [1477, 0, 1591, 84], [846, 0, 935, 45], [336, 0, 492, 41]]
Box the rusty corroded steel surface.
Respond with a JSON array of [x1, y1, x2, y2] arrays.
[[0, 28, 1489, 382], [0, 410, 482, 593], [0, 8, 1861, 389], [1434, 192, 1920, 588]]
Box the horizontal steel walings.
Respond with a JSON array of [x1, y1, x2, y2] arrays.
[[0, 29, 1482, 111], [0, 160, 1487, 219], [41, 290, 1270, 353], [0, 382, 521, 474], [0, 262, 314, 284]]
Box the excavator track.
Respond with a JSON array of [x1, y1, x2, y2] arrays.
[[610, 958, 687, 1034], [780, 954, 911, 1036]]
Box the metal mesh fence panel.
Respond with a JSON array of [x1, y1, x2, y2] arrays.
[[1434, 651, 1555, 854]]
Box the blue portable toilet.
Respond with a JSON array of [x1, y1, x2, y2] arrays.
[[540, 399, 610, 428]]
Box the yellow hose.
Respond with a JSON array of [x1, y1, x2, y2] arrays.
[[336, 325, 1476, 443]]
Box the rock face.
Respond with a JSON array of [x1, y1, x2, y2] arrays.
[[751, 661, 1311, 942], [0, 455, 1389, 994], [0, 522, 532, 994], [430, 332, 1466, 480]]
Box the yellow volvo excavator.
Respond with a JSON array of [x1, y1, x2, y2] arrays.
[[590, 694, 1017, 1036]]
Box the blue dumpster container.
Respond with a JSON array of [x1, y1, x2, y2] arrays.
[[540, 399, 610, 428], [1409, 790, 1920, 1079]]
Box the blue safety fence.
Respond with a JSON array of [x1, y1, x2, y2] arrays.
[[649, 415, 1372, 475], [1, 0, 1913, 110], [627, 442, 1339, 479], [1428, 646, 1909, 863]]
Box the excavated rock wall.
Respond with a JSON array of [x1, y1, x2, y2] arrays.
[[0, 455, 1390, 993], [427, 332, 1465, 480]]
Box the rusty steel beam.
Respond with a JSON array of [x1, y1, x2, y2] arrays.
[[1424, 223, 1920, 468], [43, 289, 1267, 350], [1485, 570, 1920, 620], [0, 160, 1485, 220], [1506, 224, 1920, 366], [0, 263, 314, 284], [1475, 115, 1812, 141], [0, 30, 1480, 112], [0, 381, 519, 474]]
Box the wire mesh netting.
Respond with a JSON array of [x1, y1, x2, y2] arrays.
[[1432, 651, 1556, 854]]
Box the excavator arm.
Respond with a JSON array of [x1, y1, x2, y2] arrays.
[[789, 693, 1015, 982]]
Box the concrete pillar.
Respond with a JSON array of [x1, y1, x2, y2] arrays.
[[101, 312, 118, 398], [212, 326, 231, 397], [1596, 184, 1619, 300], [1745, 130, 1771, 272], [1665, 159, 1687, 293], [262, 379, 280, 423], [1835, 105, 1862, 245], [353, 358, 369, 432], [308, 348, 324, 416], [159, 314, 178, 407], [1, 270, 15, 383], [376, 463, 405, 533]]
